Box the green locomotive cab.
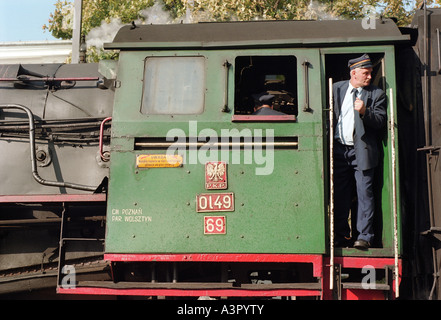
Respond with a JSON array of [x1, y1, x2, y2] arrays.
[[100, 18, 408, 298], [105, 49, 324, 255]]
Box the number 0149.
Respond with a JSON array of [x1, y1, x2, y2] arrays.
[[196, 193, 234, 213]]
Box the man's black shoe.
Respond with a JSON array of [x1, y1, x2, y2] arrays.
[[354, 239, 370, 250]]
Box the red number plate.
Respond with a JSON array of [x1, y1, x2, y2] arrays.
[[204, 216, 226, 234], [196, 193, 234, 213]]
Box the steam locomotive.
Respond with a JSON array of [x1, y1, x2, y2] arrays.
[[0, 7, 440, 300]]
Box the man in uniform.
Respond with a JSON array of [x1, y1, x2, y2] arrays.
[[332, 54, 387, 250]]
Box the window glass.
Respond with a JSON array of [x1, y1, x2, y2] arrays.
[[234, 56, 297, 116], [141, 57, 205, 114]]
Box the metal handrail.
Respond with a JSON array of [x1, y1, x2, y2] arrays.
[[328, 78, 335, 291], [0, 104, 98, 192], [389, 89, 399, 298], [99, 117, 112, 161]]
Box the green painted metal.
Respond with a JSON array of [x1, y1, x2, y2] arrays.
[[105, 47, 326, 254], [105, 31, 401, 258]]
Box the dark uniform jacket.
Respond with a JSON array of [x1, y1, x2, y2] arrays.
[[332, 80, 388, 171]]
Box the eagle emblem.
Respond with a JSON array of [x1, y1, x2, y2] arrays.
[[205, 161, 227, 189]]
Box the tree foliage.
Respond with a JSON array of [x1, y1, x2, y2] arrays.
[[43, 0, 441, 61], [43, 0, 156, 39]]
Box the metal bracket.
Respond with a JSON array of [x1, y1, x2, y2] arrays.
[[417, 145, 440, 153], [35, 144, 52, 167], [333, 264, 342, 300]]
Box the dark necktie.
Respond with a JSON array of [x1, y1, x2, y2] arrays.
[[352, 88, 365, 138]]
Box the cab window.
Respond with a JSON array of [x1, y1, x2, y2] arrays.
[[141, 56, 205, 115], [234, 55, 298, 116]]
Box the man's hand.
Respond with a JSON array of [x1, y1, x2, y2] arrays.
[[354, 97, 366, 116]]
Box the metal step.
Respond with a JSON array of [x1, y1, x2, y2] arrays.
[[342, 282, 390, 291]]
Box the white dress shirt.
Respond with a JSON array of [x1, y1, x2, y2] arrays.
[[335, 83, 363, 146]]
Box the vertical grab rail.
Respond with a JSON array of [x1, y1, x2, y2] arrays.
[[303, 60, 312, 112], [222, 60, 231, 113], [329, 78, 335, 291], [437, 28, 441, 74], [389, 88, 399, 298]]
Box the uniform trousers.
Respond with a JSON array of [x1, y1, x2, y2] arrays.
[[333, 141, 375, 244]]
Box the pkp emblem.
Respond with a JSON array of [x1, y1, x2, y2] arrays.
[[205, 161, 227, 190]]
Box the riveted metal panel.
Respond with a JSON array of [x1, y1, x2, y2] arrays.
[[105, 47, 326, 254]]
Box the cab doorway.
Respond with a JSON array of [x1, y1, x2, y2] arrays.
[[325, 52, 387, 249]]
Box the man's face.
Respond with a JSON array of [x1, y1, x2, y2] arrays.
[[351, 67, 372, 88]]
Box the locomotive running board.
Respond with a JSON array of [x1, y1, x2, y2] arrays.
[[58, 254, 324, 297], [57, 255, 402, 299], [57, 281, 322, 297]]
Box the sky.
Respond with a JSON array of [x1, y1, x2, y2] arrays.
[[0, 0, 58, 42]]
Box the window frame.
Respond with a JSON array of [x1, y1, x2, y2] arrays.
[[232, 54, 298, 122], [140, 56, 206, 115]]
